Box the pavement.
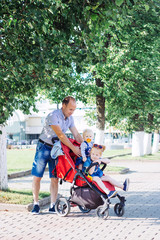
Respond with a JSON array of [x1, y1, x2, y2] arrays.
[[0, 158, 160, 240]]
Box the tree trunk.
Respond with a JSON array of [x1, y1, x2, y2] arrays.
[[0, 125, 8, 190], [152, 130, 159, 154], [132, 114, 145, 156], [95, 78, 105, 145], [132, 131, 144, 156], [143, 132, 152, 155]]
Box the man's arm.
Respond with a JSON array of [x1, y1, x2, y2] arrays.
[[70, 126, 83, 143], [51, 125, 81, 157]]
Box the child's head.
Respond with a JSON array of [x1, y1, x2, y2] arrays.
[[90, 144, 106, 161], [83, 129, 94, 143]]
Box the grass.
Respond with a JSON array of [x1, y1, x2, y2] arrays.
[[103, 148, 131, 158], [7, 147, 160, 174], [4, 147, 159, 205], [6, 148, 131, 174], [103, 166, 125, 174], [106, 150, 160, 161], [0, 189, 50, 205], [7, 148, 36, 174]]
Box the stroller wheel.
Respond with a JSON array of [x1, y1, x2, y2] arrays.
[[78, 205, 91, 213], [96, 206, 109, 220], [114, 203, 125, 217], [55, 197, 70, 217]]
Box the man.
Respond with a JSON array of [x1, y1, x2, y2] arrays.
[[31, 96, 83, 214]]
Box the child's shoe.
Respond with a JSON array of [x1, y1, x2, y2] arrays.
[[123, 178, 130, 191], [108, 190, 117, 199]]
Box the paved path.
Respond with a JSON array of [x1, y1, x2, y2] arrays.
[[0, 159, 160, 240]]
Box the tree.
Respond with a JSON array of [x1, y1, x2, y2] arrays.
[[1, 0, 159, 189], [104, 1, 160, 155], [77, 1, 160, 150], [0, 0, 131, 189], [1, 0, 79, 189]]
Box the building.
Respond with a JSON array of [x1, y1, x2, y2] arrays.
[[6, 99, 96, 143]]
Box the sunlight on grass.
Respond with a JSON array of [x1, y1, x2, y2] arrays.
[[103, 148, 131, 158], [0, 189, 50, 205], [7, 148, 159, 174], [7, 148, 36, 174]]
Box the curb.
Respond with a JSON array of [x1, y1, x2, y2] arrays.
[[27, 196, 51, 212], [8, 170, 32, 179], [105, 167, 130, 175], [0, 194, 64, 212], [0, 196, 51, 212], [120, 167, 130, 174], [8, 168, 49, 179]]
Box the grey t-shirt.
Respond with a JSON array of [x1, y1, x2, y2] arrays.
[[39, 109, 75, 145]]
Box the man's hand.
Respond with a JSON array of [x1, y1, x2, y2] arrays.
[[83, 157, 87, 162], [72, 146, 81, 157]]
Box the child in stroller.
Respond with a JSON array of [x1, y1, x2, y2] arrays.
[[75, 128, 94, 170], [53, 138, 129, 219], [86, 144, 130, 199]]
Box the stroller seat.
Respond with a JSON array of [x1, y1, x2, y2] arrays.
[[53, 138, 126, 219]]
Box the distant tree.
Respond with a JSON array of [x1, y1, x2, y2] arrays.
[[78, 1, 160, 148]]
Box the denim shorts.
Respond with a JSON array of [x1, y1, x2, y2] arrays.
[[31, 141, 57, 178]]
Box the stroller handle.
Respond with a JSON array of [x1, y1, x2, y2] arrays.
[[85, 162, 107, 173], [85, 162, 100, 173]]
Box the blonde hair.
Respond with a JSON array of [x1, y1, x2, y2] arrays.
[[91, 144, 106, 156], [82, 129, 94, 139]]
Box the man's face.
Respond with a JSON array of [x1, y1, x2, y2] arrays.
[[62, 100, 76, 118]]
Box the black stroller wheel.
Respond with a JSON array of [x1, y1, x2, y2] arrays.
[[96, 206, 109, 220], [114, 203, 125, 217], [78, 205, 91, 213], [55, 197, 70, 217]]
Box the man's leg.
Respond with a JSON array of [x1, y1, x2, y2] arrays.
[[50, 178, 59, 203], [32, 176, 42, 203], [49, 178, 58, 213]]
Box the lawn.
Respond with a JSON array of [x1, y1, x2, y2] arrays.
[[0, 189, 50, 205], [4, 147, 159, 205], [7, 148, 36, 174], [103, 148, 131, 158], [107, 150, 160, 161], [7, 147, 159, 174], [7, 148, 131, 174]]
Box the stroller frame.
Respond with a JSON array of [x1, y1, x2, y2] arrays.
[[54, 139, 126, 219]]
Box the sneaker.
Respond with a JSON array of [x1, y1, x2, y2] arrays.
[[123, 178, 130, 191], [31, 204, 40, 214], [49, 205, 56, 213], [108, 190, 117, 199]]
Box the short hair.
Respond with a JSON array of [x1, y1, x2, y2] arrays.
[[62, 96, 76, 105], [83, 129, 94, 139]]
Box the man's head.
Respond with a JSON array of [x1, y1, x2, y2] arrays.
[[62, 96, 76, 118]]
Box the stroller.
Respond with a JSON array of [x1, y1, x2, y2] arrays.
[[53, 139, 126, 220]]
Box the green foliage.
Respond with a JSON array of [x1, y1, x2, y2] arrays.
[[0, 0, 159, 134], [80, 1, 160, 133], [103, 1, 160, 132]]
